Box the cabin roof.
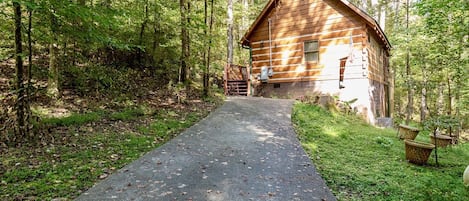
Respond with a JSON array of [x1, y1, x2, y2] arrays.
[[241, 0, 391, 50]]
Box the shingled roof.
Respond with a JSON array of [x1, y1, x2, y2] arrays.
[[241, 0, 391, 51]]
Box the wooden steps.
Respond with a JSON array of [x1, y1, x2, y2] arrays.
[[227, 80, 248, 96]]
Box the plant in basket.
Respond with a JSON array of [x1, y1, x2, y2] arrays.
[[423, 115, 460, 145]]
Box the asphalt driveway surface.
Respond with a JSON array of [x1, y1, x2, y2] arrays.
[[76, 97, 336, 201]]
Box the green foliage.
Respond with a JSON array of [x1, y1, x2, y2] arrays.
[[293, 103, 469, 200], [423, 115, 461, 132], [41, 112, 102, 127], [109, 108, 145, 121], [390, 0, 468, 126]]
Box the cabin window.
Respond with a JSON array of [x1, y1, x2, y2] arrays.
[[304, 40, 319, 62]]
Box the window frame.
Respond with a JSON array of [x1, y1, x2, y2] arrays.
[[304, 40, 319, 63]]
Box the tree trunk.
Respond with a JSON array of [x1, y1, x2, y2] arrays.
[[437, 83, 444, 115], [378, 2, 386, 31], [186, 2, 191, 82], [394, 0, 400, 28], [179, 0, 189, 84], [405, 0, 413, 125], [13, 1, 26, 138], [242, 0, 248, 34], [446, 72, 452, 116], [420, 66, 428, 122], [227, 0, 233, 65], [47, 8, 59, 99], [137, 0, 149, 67], [203, 0, 215, 96], [26, 1, 33, 135], [203, 0, 208, 96]]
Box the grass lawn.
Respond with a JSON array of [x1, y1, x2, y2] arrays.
[[292, 103, 469, 201], [0, 103, 219, 200]]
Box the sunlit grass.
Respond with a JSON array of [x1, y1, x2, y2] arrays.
[[293, 103, 469, 201], [40, 112, 102, 127]]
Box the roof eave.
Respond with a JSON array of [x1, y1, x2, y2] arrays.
[[241, 0, 392, 50], [241, 0, 278, 47]]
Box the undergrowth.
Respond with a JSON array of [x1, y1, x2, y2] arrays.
[[292, 103, 469, 201], [0, 105, 216, 200]]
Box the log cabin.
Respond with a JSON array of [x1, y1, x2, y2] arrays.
[[238, 0, 392, 124]]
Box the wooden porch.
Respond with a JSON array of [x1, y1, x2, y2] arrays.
[[224, 64, 250, 96]]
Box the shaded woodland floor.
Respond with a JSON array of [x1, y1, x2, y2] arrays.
[[0, 58, 224, 199]]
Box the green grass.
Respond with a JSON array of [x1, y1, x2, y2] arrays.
[[137, 112, 200, 140], [0, 108, 209, 200], [292, 103, 469, 201], [109, 107, 145, 121], [40, 112, 103, 127]]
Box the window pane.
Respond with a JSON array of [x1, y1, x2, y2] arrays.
[[305, 41, 318, 52], [305, 52, 318, 62]]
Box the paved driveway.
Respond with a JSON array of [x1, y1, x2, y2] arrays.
[[76, 97, 336, 201]]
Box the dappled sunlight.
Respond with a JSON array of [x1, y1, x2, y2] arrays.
[[246, 124, 289, 143], [323, 126, 339, 137], [293, 103, 469, 200], [296, 64, 305, 73], [303, 143, 318, 152], [205, 188, 227, 201], [32, 105, 71, 118]]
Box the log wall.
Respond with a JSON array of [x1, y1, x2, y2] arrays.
[[248, 0, 370, 83], [245, 0, 392, 120]]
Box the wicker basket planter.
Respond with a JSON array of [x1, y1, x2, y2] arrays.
[[404, 140, 435, 165], [430, 134, 453, 148], [398, 124, 420, 140]]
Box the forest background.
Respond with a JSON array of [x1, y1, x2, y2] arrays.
[[0, 0, 467, 146]]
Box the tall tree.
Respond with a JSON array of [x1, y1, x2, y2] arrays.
[[203, 0, 215, 96], [26, 0, 34, 134], [179, 0, 190, 83], [404, 0, 413, 125], [137, 0, 149, 66], [47, 3, 60, 98], [227, 0, 233, 65], [13, 0, 26, 138]]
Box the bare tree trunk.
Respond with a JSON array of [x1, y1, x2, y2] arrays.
[[13, 1, 26, 138], [420, 65, 428, 122], [437, 83, 444, 115], [378, 2, 386, 31], [405, 0, 413, 125], [137, 0, 149, 67], [26, 1, 33, 135], [394, 0, 400, 28], [186, 2, 191, 82], [227, 0, 233, 65], [47, 8, 60, 99], [203, 0, 209, 96], [454, 42, 464, 144], [242, 0, 248, 34], [446, 73, 452, 116], [204, 0, 215, 96], [179, 0, 190, 84]]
